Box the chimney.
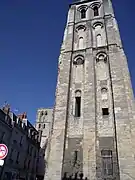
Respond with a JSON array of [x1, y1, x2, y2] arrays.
[[22, 112, 27, 119], [2, 104, 10, 114], [18, 114, 23, 120], [18, 112, 27, 120]]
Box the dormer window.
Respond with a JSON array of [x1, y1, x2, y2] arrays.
[[81, 9, 86, 19], [93, 6, 99, 16]]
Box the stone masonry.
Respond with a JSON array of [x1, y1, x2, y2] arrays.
[[44, 0, 135, 180]]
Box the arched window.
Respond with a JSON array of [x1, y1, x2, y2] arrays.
[[93, 22, 103, 29], [96, 53, 108, 80], [40, 111, 44, 116], [79, 37, 84, 49], [81, 9, 86, 19], [93, 6, 99, 16], [75, 90, 81, 117], [43, 124, 45, 129], [45, 111, 47, 115], [38, 124, 41, 128], [97, 34, 102, 47], [73, 55, 84, 65], [101, 88, 108, 100], [73, 56, 84, 83], [76, 25, 86, 32]]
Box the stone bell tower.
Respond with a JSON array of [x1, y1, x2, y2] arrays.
[[45, 0, 135, 180]]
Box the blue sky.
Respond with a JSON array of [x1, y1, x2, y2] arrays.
[[0, 0, 135, 125]]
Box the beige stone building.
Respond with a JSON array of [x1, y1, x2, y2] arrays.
[[0, 105, 40, 180], [35, 108, 53, 180], [43, 0, 135, 180]]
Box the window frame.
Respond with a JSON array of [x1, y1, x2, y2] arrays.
[[20, 136, 23, 146], [74, 90, 81, 118], [93, 6, 99, 17], [102, 108, 109, 116], [75, 96, 81, 117], [0, 132, 5, 143], [81, 8, 86, 19], [101, 150, 113, 176], [16, 152, 20, 164]]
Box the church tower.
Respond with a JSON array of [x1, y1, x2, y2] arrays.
[[45, 0, 135, 180]]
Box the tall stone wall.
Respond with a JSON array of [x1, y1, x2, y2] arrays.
[[44, 0, 135, 180]]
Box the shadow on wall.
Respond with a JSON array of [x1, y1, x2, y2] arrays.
[[36, 147, 46, 180], [36, 140, 48, 180]]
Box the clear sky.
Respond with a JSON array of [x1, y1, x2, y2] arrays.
[[0, 0, 135, 125]]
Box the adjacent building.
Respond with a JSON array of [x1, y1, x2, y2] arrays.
[[43, 0, 135, 180], [35, 108, 53, 180], [0, 105, 40, 180]]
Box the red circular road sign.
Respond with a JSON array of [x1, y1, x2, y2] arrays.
[[0, 144, 8, 160]]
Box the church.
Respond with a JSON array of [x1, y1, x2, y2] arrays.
[[41, 0, 135, 180]]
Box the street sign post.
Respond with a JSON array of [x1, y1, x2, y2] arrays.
[[0, 144, 8, 160]]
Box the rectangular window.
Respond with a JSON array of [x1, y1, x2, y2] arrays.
[[30, 146, 33, 156], [73, 150, 78, 167], [101, 150, 113, 176], [24, 158, 27, 169], [20, 136, 23, 146], [27, 145, 30, 154], [34, 150, 36, 158], [16, 152, 20, 164], [0, 132, 5, 143], [28, 160, 31, 169], [75, 97, 81, 117], [102, 108, 109, 116], [9, 148, 14, 160], [81, 9, 86, 19], [94, 6, 99, 17]]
